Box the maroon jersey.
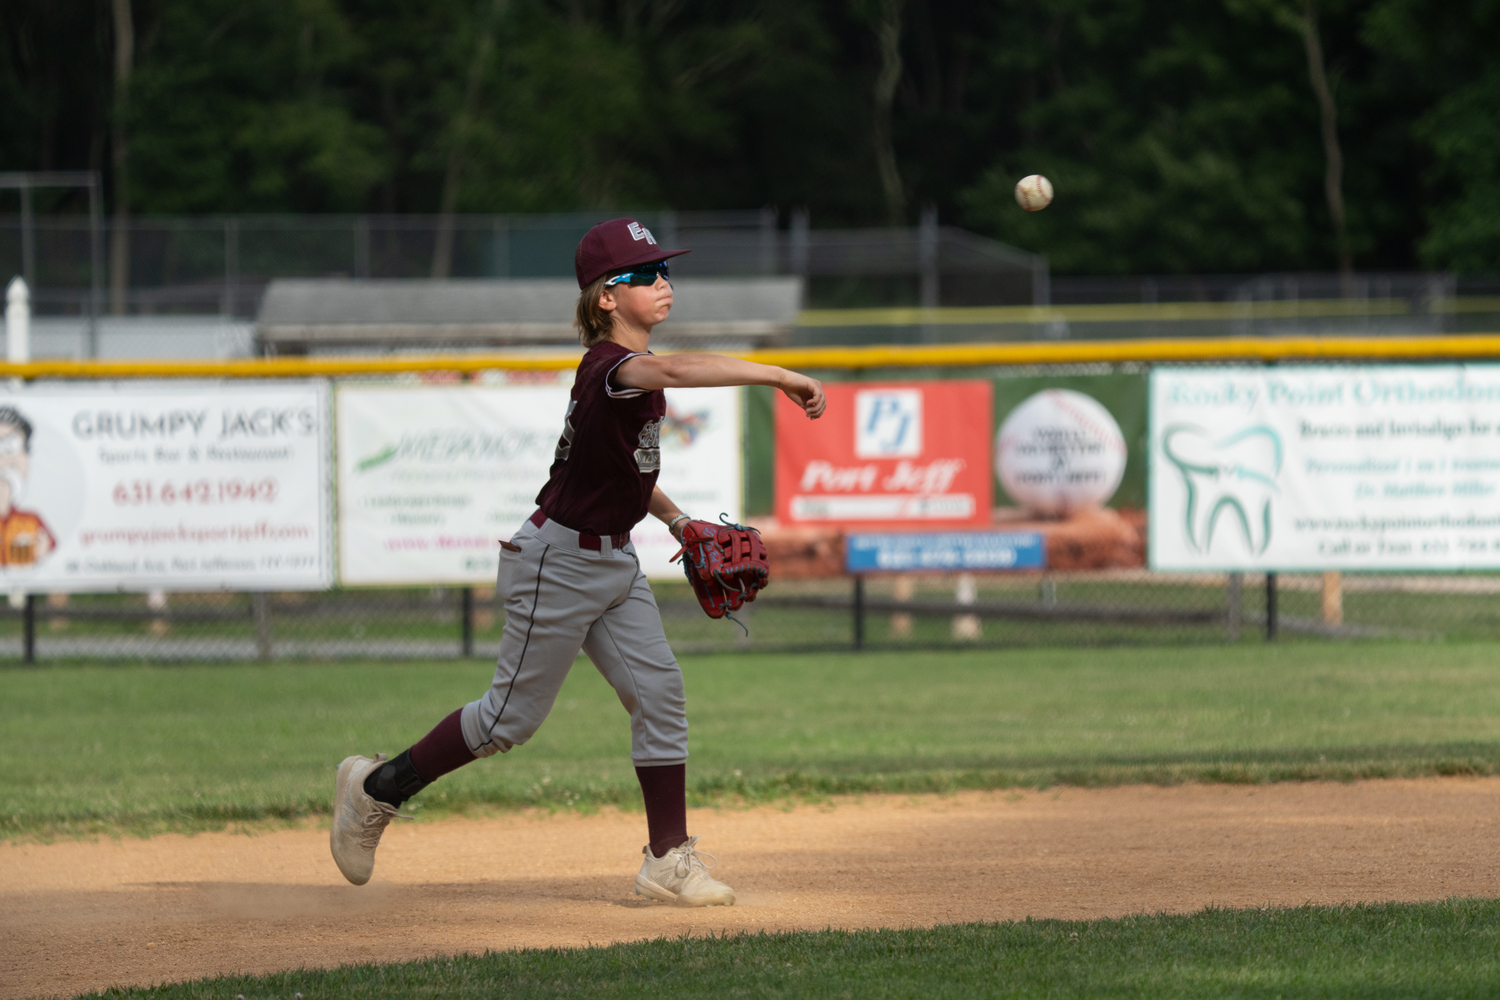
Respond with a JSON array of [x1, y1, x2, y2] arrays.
[[535, 341, 666, 535]]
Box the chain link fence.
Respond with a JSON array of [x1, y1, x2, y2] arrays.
[[0, 210, 1046, 320], [2, 568, 1489, 664], [2, 209, 1498, 664], [3, 354, 1498, 663]]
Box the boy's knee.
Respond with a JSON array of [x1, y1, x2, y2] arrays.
[[461, 698, 520, 758]]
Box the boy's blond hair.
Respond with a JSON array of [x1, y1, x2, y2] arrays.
[[575, 274, 616, 347]]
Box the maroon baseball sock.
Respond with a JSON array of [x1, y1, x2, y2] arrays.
[[635, 763, 689, 858], [364, 709, 476, 807], [408, 708, 477, 781]]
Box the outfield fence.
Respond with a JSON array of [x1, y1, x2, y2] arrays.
[[4, 335, 1500, 663], [1, 566, 1489, 663]]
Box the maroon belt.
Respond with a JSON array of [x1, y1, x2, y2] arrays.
[[529, 509, 630, 551]]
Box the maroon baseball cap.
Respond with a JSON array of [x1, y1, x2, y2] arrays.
[[574, 218, 690, 288]]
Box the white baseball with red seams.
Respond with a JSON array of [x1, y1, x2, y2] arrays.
[[1014, 174, 1054, 211], [995, 389, 1127, 518]]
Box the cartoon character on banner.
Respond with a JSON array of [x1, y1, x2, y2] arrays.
[[0, 406, 56, 568]]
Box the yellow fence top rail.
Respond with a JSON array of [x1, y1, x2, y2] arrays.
[[3, 334, 1500, 379], [796, 296, 1500, 327]]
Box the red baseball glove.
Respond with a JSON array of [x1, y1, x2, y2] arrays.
[[671, 516, 769, 625]]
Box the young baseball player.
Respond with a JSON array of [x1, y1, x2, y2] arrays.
[[331, 217, 825, 906]]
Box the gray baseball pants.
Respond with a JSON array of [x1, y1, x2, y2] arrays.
[[459, 515, 689, 766]]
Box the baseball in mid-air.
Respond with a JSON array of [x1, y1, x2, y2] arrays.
[[1014, 174, 1054, 211]]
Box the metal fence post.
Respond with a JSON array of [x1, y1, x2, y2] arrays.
[[1226, 572, 1243, 641], [853, 576, 866, 651], [658, 209, 678, 253], [1265, 573, 1278, 641], [759, 206, 777, 275], [19, 183, 35, 290], [23, 593, 36, 665], [1031, 254, 1050, 307], [919, 205, 939, 306], [490, 216, 508, 277], [790, 208, 810, 277], [223, 218, 239, 318], [461, 587, 475, 657], [919, 206, 939, 343], [251, 593, 273, 660], [354, 216, 372, 279], [87, 174, 102, 357]]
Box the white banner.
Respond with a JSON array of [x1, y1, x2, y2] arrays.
[[0, 381, 332, 592], [1150, 365, 1500, 571], [336, 382, 741, 585], [634, 386, 743, 579]]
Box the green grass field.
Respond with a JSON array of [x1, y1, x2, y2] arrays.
[[4, 641, 1500, 839], [79, 900, 1500, 1000], [8, 641, 1500, 1000]]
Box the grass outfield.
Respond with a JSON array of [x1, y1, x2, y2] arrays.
[[77, 900, 1500, 999], [4, 642, 1500, 838]]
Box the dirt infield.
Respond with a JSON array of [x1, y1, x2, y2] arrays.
[[5, 777, 1499, 1000]]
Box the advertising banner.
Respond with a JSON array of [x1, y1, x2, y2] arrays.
[[993, 373, 1147, 509], [775, 380, 992, 528], [1150, 365, 1500, 571], [0, 381, 332, 592], [631, 386, 744, 579], [846, 531, 1045, 573], [337, 382, 741, 585]]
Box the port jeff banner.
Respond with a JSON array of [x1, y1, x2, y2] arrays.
[[775, 380, 993, 529]]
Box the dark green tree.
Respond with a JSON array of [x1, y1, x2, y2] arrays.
[[1365, 0, 1500, 273], [1, 0, 1494, 275]]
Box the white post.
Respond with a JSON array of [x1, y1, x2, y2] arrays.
[[6, 276, 31, 365], [6, 276, 27, 609], [952, 573, 981, 641]]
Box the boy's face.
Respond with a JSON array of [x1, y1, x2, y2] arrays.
[[601, 275, 674, 331]]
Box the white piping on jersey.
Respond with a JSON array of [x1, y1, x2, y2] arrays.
[[553, 399, 577, 462], [604, 352, 653, 399]]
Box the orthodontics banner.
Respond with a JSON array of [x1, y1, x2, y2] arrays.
[[336, 380, 742, 585], [0, 381, 332, 592], [1150, 365, 1500, 571]]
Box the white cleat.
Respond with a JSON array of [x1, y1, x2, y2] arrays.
[[330, 754, 409, 886], [635, 836, 736, 907]]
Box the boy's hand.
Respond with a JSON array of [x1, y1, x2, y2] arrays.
[[782, 372, 826, 419]]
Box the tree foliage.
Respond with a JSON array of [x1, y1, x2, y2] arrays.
[[0, 0, 1494, 274]]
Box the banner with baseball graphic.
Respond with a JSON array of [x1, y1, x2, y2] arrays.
[[1150, 365, 1500, 571], [336, 381, 741, 584], [990, 373, 1146, 511], [0, 381, 332, 592], [774, 380, 992, 528], [994, 388, 1130, 517]]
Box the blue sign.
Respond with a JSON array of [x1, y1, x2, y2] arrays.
[[845, 531, 1046, 573]]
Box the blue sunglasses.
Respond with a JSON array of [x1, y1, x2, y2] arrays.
[[605, 261, 671, 287]]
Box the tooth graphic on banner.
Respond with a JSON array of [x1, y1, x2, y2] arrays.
[[1162, 424, 1282, 555]]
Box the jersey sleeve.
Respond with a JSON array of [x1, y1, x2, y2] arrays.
[[604, 352, 654, 399]]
